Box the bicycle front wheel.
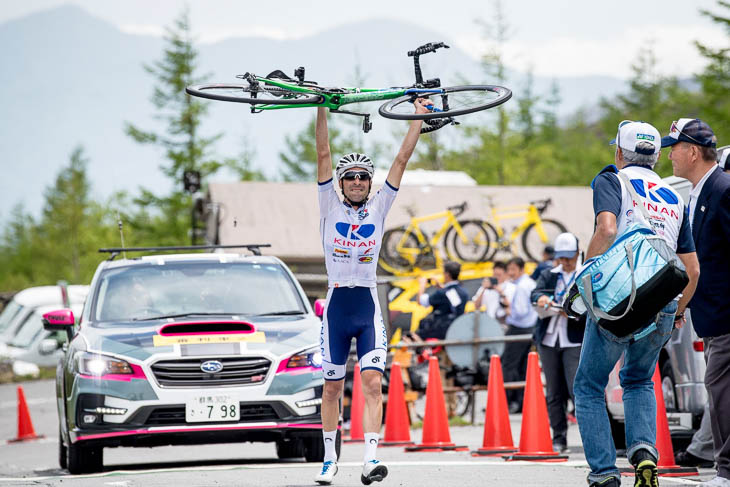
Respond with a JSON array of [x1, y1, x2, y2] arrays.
[[378, 85, 512, 120], [521, 219, 568, 262], [446, 220, 491, 262], [186, 83, 323, 105]]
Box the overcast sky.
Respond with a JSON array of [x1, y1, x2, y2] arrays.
[[2, 0, 726, 79]]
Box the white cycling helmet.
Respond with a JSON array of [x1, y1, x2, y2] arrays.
[[335, 153, 374, 181]]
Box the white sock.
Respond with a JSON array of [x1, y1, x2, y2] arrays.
[[363, 432, 379, 463], [323, 430, 338, 462]]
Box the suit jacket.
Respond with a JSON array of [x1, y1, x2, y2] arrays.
[[689, 166, 730, 337], [530, 267, 586, 346]]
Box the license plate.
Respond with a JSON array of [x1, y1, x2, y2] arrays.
[[185, 395, 240, 423]]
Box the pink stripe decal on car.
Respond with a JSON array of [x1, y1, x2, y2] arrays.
[[75, 423, 324, 441]]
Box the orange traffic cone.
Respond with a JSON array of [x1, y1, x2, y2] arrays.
[[405, 356, 468, 452], [503, 352, 567, 462], [472, 355, 517, 456], [344, 363, 364, 442], [382, 362, 414, 446], [9, 386, 44, 442], [651, 365, 698, 477]]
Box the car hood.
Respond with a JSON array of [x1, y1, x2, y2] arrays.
[[79, 316, 322, 362]]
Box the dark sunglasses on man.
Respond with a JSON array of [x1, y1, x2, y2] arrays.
[[342, 171, 371, 181]]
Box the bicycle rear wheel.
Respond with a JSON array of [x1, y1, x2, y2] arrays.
[[521, 219, 568, 262], [186, 83, 323, 105], [378, 85, 512, 120], [445, 220, 491, 262], [380, 227, 422, 273]]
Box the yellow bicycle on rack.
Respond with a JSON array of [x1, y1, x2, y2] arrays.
[[481, 196, 567, 261], [379, 202, 490, 274]]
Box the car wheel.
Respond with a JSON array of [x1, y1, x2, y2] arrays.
[[276, 438, 305, 459], [58, 427, 67, 469], [661, 361, 677, 411], [304, 430, 341, 463], [67, 441, 103, 474]]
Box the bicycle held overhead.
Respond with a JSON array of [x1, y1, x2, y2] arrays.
[[185, 41, 512, 133]]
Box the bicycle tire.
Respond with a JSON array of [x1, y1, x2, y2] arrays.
[[480, 221, 501, 261], [186, 83, 323, 105], [521, 218, 568, 262], [445, 220, 491, 263], [378, 85, 512, 120], [380, 227, 423, 273]]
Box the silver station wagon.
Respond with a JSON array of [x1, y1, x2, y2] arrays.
[[43, 246, 336, 474]]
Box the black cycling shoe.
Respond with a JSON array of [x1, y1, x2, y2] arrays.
[[589, 476, 620, 487], [675, 450, 715, 468], [631, 450, 658, 487]]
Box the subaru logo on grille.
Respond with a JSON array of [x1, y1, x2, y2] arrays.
[[201, 360, 223, 373]]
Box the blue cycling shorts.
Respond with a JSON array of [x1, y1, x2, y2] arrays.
[[320, 286, 387, 381]]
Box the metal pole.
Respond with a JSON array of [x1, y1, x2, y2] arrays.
[[388, 334, 533, 350]]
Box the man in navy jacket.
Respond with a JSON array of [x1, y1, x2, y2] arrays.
[[665, 118, 730, 487]]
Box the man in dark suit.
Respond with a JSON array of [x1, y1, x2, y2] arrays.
[[664, 118, 730, 487]]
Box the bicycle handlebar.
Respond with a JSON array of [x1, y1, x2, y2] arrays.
[[447, 201, 468, 217], [529, 198, 552, 214], [408, 42, 450, 57]]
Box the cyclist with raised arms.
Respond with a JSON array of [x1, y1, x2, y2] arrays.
[[315, 99, 430, 485]]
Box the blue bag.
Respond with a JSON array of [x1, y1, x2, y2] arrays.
[[565, 172, 688, 337]]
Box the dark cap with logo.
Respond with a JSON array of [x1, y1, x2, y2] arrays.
[[661, 118, 717, 148]]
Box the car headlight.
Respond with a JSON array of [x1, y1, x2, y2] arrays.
[[77, 352, 133, 376], [286, 347, 322, 369]]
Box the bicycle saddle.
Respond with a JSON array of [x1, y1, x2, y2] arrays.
[[265, 69, 294, 80]]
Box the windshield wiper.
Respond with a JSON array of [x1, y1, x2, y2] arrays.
[[133, 312, 245, 322], [254, 310, 306, 316]]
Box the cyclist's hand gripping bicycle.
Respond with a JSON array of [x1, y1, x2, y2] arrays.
[[186, 42, 512, 133]]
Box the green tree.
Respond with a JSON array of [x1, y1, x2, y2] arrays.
[[124, 7, 222, 244], [278, 114, 355, 181], [696, 1, 730, 145]]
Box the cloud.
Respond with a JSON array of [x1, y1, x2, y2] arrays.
[[453, 24, 727, 79]]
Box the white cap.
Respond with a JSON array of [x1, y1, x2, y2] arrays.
[[610, 120, 661, 155], [553, 232, 578, 259]]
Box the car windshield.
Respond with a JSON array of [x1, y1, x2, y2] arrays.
[[8, 311, 42, 349], [0, 300, 23, 333], [92, 261, 306, 324]]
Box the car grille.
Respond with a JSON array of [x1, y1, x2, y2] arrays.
[[145, 403, 279, 425], [150, 357, 271, 387]]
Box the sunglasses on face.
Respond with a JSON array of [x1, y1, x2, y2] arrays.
[[342, 171, 371, 181]]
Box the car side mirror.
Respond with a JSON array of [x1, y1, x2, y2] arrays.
[[42, 309, 75, 342], [314, 299, 325, 318], [39, 338, 60, 355]]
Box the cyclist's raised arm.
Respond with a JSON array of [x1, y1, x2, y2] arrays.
[[316, 107, 333, 183], [385, 98, 429, 189]]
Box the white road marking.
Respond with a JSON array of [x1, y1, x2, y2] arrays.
[[0, 459, 711, 483]]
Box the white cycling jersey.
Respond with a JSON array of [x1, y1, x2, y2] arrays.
[[318, 178, 398, 288]]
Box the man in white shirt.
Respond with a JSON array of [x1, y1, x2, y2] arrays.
[[531, 233, 584, 453], [500, 257, 537, 413], [472, 261, 515, 323]]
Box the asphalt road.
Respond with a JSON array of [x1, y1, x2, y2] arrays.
[[0, 380, 718, 486]]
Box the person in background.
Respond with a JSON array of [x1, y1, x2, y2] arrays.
[[531, 232, 585, 454], [574, 120, 699, 487], [472, 260, 515, 323], [501, 257, 538, 414], [530, 245, 555, 280], [413, 260, 470, 341], [665, 118, 730, 487]]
